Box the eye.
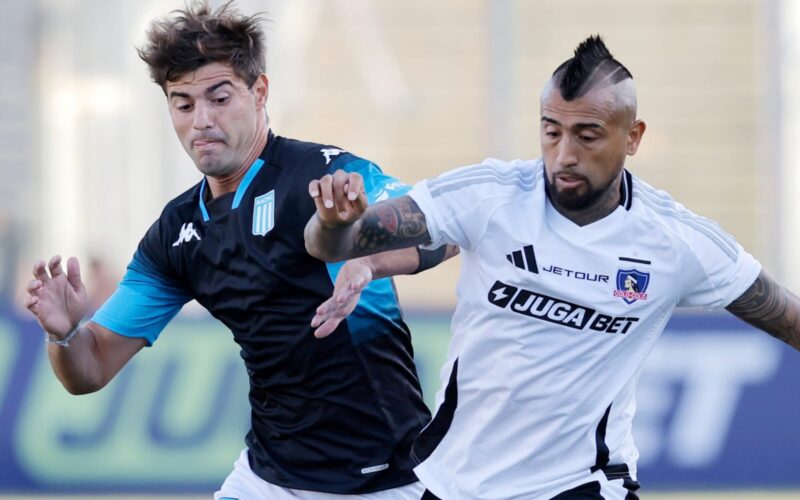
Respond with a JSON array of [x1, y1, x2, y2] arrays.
[[214, 95, 230, 105], [579, 134, 596, 143], [173, 101, 193, 112], [545, 130, 560, 138]]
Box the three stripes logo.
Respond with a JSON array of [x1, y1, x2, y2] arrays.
[[506, 245, 539, 274]]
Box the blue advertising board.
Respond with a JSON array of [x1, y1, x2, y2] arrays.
[[0, 305, 797, 492]]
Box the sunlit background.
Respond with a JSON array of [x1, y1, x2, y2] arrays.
[[2, 0, 800, 498]]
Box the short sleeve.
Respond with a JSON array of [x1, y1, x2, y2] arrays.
[[408, 159, 539, 251], [91, 222, 192, 346], [676, 217, 761, 309], [328, 154, 410, 203]]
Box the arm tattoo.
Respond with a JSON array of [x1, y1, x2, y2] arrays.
[[726, 271, 800, 350], [354, 196, 431, 254]]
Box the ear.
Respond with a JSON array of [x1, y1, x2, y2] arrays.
[[626, 119, 646, 156], [253, 74, 269, 109]]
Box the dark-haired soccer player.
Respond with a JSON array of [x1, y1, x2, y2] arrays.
[[24, 2, 457, 499], [306, 35, 800, 499]]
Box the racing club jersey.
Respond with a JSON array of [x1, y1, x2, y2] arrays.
[[407, 158, 761, 499], [92, 131, 431, 494]]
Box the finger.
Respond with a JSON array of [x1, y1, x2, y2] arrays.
[[331, 170, 349, 217], [25, 294, 39, 313], [354, 190, 368, 214], [311, 299, 333, 328], [318, 174, 334, 209], [48, 255, 64, 278], [349, 276, 368, 292], [66, 257, 83, 291], [26, 279, 42, 294], [308, 179, 321, 199], [314, 317, 342, 339], [345, 173, 364, 202], [33, 260, 49, 282], [335, 290, 355, 305]]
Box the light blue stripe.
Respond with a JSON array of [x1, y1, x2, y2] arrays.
[[232, 158, 265, 209], [332, 157, 410, 202], [198, 179, 210, 222]]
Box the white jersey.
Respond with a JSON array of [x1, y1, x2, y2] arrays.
[[407, 158, 760, 500]]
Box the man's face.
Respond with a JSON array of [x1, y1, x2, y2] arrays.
[[540, 83, 642, 211], [165, 62, 265, 177]]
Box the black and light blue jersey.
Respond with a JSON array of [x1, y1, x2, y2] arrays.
[[92, 131, 430, 494]]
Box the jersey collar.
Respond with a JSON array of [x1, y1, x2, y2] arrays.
[[197, 131, 274, 222]]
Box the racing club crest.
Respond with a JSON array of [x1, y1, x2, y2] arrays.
[[613, 269, 649, 304], [252, 190, 275, 236]]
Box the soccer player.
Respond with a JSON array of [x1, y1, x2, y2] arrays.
[[24, 2, 456, 499], [305, 36, 800, 499]]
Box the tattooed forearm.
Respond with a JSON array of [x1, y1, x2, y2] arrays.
[[726, 271, 800, 350], [354, 196, 431, 254]]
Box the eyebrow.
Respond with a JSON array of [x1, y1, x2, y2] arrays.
[[169, 80, 234, 100], [541, 116, 603, 129]]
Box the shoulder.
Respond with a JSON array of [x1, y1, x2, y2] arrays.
[[139, 180, 203, 255], [425, 157, 543, 199], [629, 174, 739, 261], [270, 134, 372, 174]]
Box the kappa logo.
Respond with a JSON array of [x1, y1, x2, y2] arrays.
[[252, 190, 275, 236], [614, 268, 650, 304], [172, 222, 201, 247], [506, 245, 538, 274], [321, 148, 346, 165], [489, 280, 639, 334]]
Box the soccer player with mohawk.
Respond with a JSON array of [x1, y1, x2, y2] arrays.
[[306, 36, 800, 499]]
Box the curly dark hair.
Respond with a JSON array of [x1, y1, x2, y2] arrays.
[[138, 1, 266, 92]]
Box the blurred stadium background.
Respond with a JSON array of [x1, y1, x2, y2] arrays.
[[2, 0, 800, 497]]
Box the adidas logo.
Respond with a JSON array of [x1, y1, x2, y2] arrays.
[[506, 244, 538, 274]]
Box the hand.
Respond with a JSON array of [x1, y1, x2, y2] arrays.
[[25, 255, 88, 339], [308, 170, 368, 228], [311, 258, 374, 338]]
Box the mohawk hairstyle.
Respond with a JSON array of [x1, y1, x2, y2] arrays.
[[552, 35, 632, 101], [137, 0, 267, 92]]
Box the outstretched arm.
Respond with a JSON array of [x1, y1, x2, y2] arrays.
[[725, 270, 800, 350], [311, 244, 460, 338]]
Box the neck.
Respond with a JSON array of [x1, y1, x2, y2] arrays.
[[206, 124, 269, 199], [549, 172, 622, 226]]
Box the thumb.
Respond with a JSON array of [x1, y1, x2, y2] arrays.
[[66, 257, 84, 292]]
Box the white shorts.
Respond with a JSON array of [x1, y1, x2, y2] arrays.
[[214, 449, 426, 500]]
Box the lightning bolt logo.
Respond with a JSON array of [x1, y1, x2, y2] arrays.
[[488, 281, 517, 308]]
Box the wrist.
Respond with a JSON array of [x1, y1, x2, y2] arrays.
[[316, 212, 356, 230], [46, 325, 81, 348]]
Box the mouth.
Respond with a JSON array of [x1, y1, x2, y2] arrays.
[[193, 139, 224, 151], [554, 174, 587, 190]]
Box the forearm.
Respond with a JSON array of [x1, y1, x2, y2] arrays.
[[306, 195, 433, 263], [362, 248, 421, 279], [726, 271, 800, 351], [304, 214, 361, 262], [47, 324, 106, 394], [361, 244, 459, 279]]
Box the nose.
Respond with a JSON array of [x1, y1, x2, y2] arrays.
[[192, 102, 213, 130], [555, 136, 578, 168]]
